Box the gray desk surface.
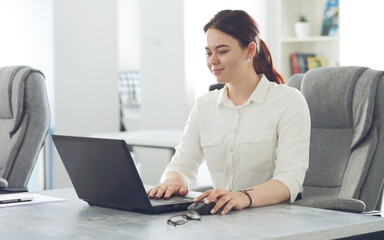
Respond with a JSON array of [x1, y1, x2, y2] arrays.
[[1, 188, 383, 240]]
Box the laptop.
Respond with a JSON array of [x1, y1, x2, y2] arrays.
[[51, 134, 196, 214]]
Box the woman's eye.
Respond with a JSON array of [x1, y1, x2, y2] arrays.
[[218, 50, 228, 54], [205, 52, 212, 56]]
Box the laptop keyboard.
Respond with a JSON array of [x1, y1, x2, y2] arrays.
[[149, 196, 195, 206]]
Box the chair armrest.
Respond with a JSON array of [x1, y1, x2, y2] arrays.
[[293, 196, 366, 213], [0, 187, 29, 193], [0, 178, 8, 189]]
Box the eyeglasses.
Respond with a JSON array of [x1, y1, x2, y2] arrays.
[[167, 211, 201, 226]]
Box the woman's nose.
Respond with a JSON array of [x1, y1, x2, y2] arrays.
[[209, 53, 219, 65]]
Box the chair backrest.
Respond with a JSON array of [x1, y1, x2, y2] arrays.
[[209, 83, 225, 91], [287, 66, 384, 211], [0, 66, 50, 189]]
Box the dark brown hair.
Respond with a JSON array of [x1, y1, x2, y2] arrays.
[[204, 10, 284, 84]]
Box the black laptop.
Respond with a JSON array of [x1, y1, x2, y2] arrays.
[[51, 134, 196, 214]]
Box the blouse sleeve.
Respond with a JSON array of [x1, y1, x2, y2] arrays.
[[272, 90, 311, 203], [161, 103, 204, 186]]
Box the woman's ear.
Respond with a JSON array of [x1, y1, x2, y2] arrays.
[[247, 42, 257, 59]]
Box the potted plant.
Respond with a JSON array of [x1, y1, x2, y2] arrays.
[[295, 15, 311, 38]]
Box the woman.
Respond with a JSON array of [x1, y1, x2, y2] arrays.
[[147, 10, 310, 215]]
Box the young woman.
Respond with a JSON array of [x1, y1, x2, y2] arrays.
[[147, 10, 310, 215]]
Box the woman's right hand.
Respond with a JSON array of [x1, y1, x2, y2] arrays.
[[146, 172, 189, 199]]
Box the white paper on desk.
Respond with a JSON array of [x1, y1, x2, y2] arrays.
[[0, 192, 66, 208]]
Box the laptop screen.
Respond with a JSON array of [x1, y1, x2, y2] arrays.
[[52, 135, 151, 210]]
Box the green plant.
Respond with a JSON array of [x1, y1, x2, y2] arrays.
[[299, 15, 307, 22]]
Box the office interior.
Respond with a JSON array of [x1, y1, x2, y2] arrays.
[[1, 0, 383, 203]]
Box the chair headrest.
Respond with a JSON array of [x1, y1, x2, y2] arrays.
[[291, 66, 382, 149], [0, 66, 22, 119], [0, 66, 43, 135]]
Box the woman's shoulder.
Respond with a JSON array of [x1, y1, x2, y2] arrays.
[[268, 81, 304, 100], [196, 88, 223, 104]]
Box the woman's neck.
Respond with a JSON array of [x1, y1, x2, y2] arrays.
[[227, 72, 261, 106]]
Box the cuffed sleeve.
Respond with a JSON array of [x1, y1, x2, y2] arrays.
[[272, 90, 311, 203], [162, 104, 204, 186]]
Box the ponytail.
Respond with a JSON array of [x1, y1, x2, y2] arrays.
[[253, 39, 285, 84]]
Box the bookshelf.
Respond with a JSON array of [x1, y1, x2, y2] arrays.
[[273, 0, 340, 80]]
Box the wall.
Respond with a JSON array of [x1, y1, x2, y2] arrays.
[[339, 0, 384, 70], [140, 0, 189, 130], [118, 0, 141, 71], [54, 0, 119, 188]]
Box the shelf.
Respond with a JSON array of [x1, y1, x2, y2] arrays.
[[274, 0, 340, 80], [281, 36, 339, 43]]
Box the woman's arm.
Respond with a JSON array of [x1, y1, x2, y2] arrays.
[[194, 179, 290, 215], [147, 103, 203, 199]]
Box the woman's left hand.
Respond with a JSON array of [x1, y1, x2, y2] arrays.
[[194, 189, 251, 215]]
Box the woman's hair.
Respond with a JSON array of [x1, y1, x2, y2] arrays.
[[204, 10, 284, 84]]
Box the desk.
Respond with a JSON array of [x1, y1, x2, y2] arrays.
[[1, 188, 384, 240], [92, 129, 184, 153], [91, 129, 184, 185]]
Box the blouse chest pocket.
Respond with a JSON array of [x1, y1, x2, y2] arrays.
[[239, 130, 275, 172], [200, 134, 225, 172], [242, 130, 273, 144]]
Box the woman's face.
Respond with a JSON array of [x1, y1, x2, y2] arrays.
[[205, 28, 249, 83]]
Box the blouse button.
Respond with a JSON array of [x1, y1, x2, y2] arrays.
[[254, 138, 258, 142], [208, 141, 212, 145]]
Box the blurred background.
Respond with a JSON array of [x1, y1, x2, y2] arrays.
[[0, 0, 383, 191]]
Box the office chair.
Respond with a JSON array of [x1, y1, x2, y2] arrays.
[[209, 83, 225, 91], [0, 66, 50, 192], [287, 66, 384, 213], [118, 70, 141, 131]]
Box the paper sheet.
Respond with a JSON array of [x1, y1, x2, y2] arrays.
[[0, 192, 66, 208]]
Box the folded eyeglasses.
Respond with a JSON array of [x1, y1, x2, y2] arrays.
[[167, 211, 201, 226]]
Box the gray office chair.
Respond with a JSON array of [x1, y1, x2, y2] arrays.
[[209, 83, 225, 91], [0, 66, 50, 192], [287, 66, 384, 213]]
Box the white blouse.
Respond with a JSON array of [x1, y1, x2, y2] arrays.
[[163, 75, 311, 202]]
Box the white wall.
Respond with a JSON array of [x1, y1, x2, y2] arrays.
[[339, 0, 384, 70], [118, 0, 141, 71], [0, 0, 54, 191], [140, 0, 189, 130], [54, 0, 119, 188]]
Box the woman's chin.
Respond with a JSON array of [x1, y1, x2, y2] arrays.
[[215, 78, 226, 84]]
